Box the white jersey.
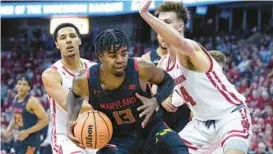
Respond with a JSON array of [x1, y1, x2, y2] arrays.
[[159, 49, 246, 121], [48, 58, 95, 136]]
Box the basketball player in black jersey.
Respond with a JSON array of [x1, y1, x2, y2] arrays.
[[3, 77, 49, 154], [67, 29, 189, 154]]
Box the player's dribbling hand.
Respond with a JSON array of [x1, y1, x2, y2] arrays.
[[161, 97, 178, 112], [139, 0, 152, 14], [136, 93, 159, 128], [67, 121, 84, 148]]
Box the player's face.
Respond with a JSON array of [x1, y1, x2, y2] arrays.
[[99, 46, 129, 77], [55, 27, 81, 58], [157, 35, 167, 50], [157, 11, 184, 46], [16, 80, 30, 97]]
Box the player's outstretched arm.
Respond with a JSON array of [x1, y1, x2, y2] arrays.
[[42, 68, 92, 112], [42, 68, 69, 110], [139, 0, 195, 56], [139, 0, 211, 72], [17, 97, 49, 141]]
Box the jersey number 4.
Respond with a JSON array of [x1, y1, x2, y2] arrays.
[[179, 86, 196, 106], [113, 108, 136, 125]]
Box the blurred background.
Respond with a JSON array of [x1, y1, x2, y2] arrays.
[[1, 0, 273, 154]]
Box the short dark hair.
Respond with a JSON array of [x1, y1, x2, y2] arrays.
[[17, 76, 32, 88], [53, 23, 80, 42], [93, 29, 130, 55], [155, 1, 190, 25]]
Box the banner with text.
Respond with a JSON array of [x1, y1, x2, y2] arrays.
[[1, 0, 239, 18]]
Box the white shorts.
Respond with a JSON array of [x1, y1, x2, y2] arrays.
[[51, 134, 98, 154], [179, 108, 252, 154]]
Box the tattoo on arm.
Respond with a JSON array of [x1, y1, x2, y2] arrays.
[[67, 91, 85, 122], [67, 69, 89, 122]]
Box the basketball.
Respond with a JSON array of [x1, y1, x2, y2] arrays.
[[73, 110, 113, 149]]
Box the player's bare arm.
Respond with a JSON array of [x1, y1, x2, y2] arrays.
[[42, 68, 68, 110], [42, 68, 92, 112], [67, 69, 89, 147], [136, 58, 175, 127], [27, 97, 49, 133], [139, 0, 210, 72]]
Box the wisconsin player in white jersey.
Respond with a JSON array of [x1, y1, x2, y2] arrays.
[[42, 23, 97, 154], [140, 1, 252, 154]]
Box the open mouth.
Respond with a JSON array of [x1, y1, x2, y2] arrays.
[[115, 66, 125, 71], [66, 46, 74, 50]]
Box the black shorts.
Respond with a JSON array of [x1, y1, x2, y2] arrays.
[[140, 121, 189, 154], [162, 104, 191, 132], [97, 133, 141, 154]]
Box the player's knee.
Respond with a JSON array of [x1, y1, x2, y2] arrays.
[[223, 139, 248, 154]]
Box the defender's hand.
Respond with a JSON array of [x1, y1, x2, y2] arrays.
[[139, 0, 152, 14], [136, 93, 159, 128], [67, 121, 84, 148], [161, 97, 178, 112]]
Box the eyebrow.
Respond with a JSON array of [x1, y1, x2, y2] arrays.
[[59, 32, 76, 37], [108, 49, 128, 54]]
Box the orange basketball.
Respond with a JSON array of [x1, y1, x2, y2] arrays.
[[73, 110, 113, 149]]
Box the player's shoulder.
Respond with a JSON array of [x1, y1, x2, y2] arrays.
[[42, 66, 62, 84], [27, 96, 41, 107], [42, 59, 61, 75], [42, 67, 60, 78], [28, 96, 39, 102], [134, 57, 157, 74], [186, 38, 206, 51]]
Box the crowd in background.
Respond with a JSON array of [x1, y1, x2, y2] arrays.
[[1, 23, 273, 153]]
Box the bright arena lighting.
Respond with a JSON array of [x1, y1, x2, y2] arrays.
[[50, 17, 89, 35]]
